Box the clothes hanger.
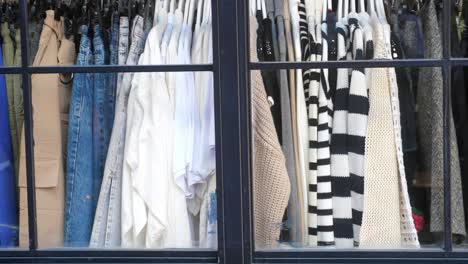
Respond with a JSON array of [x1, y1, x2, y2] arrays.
[[182, 0, 189, 24], [169, 0, 175, 13], [178, 0, 186, 11], [261, 0, 266, 19], [376, 0, 387, 23], [322, 0, 328, 22], [367, 0, 376, 16], [206, 0, 211, 24], [358, 0, 365, 12], [187, 0, 196, 27], [350, 0, 356, 14], [250, 0, 256, 17], [202, 0, 209, 25], [338, 0, 343, 19], [195, 0, 202, 29]]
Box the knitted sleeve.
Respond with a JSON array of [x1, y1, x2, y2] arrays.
[[251, 16, 291, 249]]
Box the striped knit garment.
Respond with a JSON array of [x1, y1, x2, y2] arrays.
[[330, 21, 353, 248], [304, 1, 319, 247], [307, 29, 319, 247], [316, 21, 333, 246], [297, 0, 316, 246], [347, 23, 368, 246], [298, 0, 311, 99]]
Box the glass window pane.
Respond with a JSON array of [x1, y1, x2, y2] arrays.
[[250, 64, 447, 250], [29, 69, 218, 250], [452, 66, 468, 249], [451, 0, 467, 58], [25, 0, 216, 250], [1, 74, 25, 249]]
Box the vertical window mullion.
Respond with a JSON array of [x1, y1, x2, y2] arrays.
[[18, 0, 38, 250], [214, 0, 249, 263], [442, 0, 453, 253]]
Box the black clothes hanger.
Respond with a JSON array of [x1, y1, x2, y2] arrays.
[[143, 0, 154, 23], [120, 0, 129, 16]]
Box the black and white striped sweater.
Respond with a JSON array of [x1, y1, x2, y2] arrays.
[[347, 18, 369, 246], [330, 20, 353, 248]]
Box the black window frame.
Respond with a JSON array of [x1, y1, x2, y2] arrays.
[[0, 0, 467, 263]]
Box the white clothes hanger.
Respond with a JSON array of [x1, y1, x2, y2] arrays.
[[322, 0, 327, 22], [344, 0, 349, 18], [154, 0, 160, 21], [337, 0, 343, 19], [202, 0, 209, 25], [195, 0, 204, 28], [315, 0, 322, 25], [206, 0, 212, 24], [376, 0, 388, 23], [250, 0, 257, 17], [350, 0, 356, 13], [170, 0, 177, 13], [188, 0, 196, 26], [367, 0, 376, 16], [178, 0, 186, 11], [261, 0, 267, 19], [305, 0, 314, 20], [359, 0, 366, 12], [183, 0, 190, 24]]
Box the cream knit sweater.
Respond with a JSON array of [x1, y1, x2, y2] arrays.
[[360, 15, 402, 248], [251, 16, 291, 249]]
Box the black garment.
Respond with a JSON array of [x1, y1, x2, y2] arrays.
[[326, 11, 337, 106], [452, 5, 468, 232], [256, 11, 283, 143], [391, 32, 418, 205], [394, 7, 424, 96]]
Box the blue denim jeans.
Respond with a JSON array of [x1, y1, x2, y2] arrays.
[[93, 24, 112, 212], [64, 25, 95, 247], [0, 44, 18, 247], [90, 16, 139, 248], [109, 12, 119, 117]]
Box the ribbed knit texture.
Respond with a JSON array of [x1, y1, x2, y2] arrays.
[[316, 22, 334, 246], [251, 16, 291, 249], [359, 15, 401, 248], [331, 21, 354, 248]]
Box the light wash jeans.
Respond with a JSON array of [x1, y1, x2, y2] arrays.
[[64, 25, 95, 247], [90, 16, 145, 248]]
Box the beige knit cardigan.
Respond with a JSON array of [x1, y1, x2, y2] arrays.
[[251, 16, 291, 249]]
